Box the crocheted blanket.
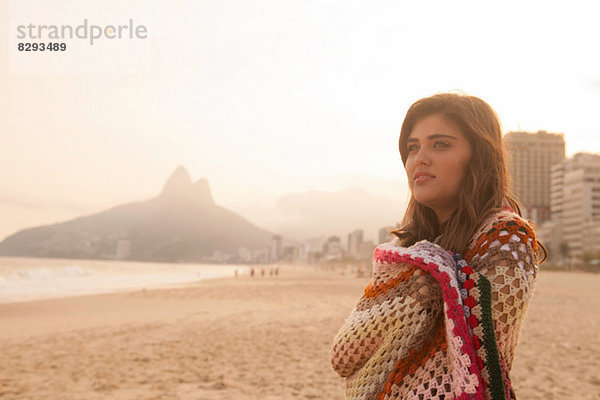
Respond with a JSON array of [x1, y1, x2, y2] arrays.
[[329, 241, 513, 400]]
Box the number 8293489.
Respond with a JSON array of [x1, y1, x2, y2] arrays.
[[17, 43, 67, 51]]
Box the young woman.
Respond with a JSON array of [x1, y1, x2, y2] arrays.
[[330, 93, 545, 400]]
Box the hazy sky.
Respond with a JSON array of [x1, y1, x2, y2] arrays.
[[1, 0, 600, 241]]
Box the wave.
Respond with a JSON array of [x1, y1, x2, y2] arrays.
[[10, 265, 91, 281], [0, 258, 248, 303]]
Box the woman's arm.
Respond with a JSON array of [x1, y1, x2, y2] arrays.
[[467, 217, 539, 370], [329, 261, 442, 379]]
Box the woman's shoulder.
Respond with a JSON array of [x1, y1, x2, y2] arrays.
[[465, 209, 539, 264]]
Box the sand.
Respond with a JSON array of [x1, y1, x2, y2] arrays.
[[0, 266, 598, 400]]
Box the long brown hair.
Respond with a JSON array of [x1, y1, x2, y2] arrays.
[[391, 92, 532, 257]]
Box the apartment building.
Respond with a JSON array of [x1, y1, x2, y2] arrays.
[[549, 153, 600, 262], [504, 130, 565, 224]]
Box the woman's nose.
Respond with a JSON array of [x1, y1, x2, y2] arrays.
[[415, 148, 431, 166]]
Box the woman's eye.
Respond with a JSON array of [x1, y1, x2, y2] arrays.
[[433, 141, 449, 149], [407, 144, 419, 152]]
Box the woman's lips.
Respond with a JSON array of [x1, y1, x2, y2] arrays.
[[414, 172, 435, 183]]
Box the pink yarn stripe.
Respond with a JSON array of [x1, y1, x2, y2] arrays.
[[373, 247, 486, 399]]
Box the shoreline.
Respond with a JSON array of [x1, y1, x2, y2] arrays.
[[0, 257, 255, 305]]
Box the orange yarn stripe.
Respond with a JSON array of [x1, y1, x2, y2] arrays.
[[376, 318, 448, 399], [465, 219, 538, 262], [363, 266, 417, 299]]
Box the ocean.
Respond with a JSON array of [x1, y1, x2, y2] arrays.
[[0, 256, 247, 304]]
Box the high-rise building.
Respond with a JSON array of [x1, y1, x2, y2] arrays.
[[504, 130, 565, 224], [549, 153, 600, 262], [270, 235, 282, 262], [347, 229, 363, 258], [281, 246, 299, 263], [323, 236, 342, 261]]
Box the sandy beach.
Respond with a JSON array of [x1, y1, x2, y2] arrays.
[[0, 266, 598, 400]]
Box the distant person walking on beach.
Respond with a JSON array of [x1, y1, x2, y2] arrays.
[[330, 93, 546, 399]]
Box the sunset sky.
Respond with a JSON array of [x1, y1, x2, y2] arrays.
[[1, 0, 599, 241]]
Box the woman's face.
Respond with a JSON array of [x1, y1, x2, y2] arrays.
[[405, 113, 472, 223]]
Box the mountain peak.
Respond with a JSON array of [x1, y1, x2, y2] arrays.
[[160, 166, 193, 197], [192, 177, 215, 204], [0, 165, 271, 261], [158, 166, 215, 206]]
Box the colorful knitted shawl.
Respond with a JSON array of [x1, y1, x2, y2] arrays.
[[330, 211, 538, 400]]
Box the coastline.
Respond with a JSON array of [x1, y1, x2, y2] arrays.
[[0, 256, 248, 304]]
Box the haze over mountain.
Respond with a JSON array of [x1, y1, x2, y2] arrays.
[[0, 167, 273, 262], [0, 165, 407, 262], [240, 187, 406, 243]]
